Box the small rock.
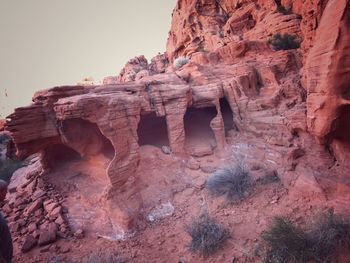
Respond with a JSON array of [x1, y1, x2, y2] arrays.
[[21, 235, 37, 253], [200, 165, 216, 174], [32, 189, 46, 200], [38, 223, 57, 246], [73, 229, 84, 239], [161, 146, 172, 155], [55, 215, 65, 225], [43, 200, 58, 214], [39, 245, 50, 253], [2, 204, 12, 214], [8, 186, 17, 193], [59, 246, 70, 254], [28, 222, 37, 233], [193, 177, 206, 189], [26, 198, 43, 215], [185, 159, 200, 170], [49, 206, 62, 219]]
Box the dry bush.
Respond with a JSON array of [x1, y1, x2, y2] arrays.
[[262, 211, 350, 263], [81, 252, 126, 263], [185, 213, 229, 257], [309, 211, 350, 263], [262, 217, 311, 263], [205, 164, 252, 202], [173, 57, 189, 69], [268, 33, 300, 51]]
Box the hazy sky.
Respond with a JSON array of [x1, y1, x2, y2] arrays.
[[0, 0, 176, 117]]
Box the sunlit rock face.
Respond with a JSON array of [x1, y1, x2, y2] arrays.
[[4, 0, 350, 233]]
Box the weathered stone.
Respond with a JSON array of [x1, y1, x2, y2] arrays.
[[185, 159, 200, 170], [26, 198, 43, 215], [189, 145, 213, 158], [43, 200, 58, 214], [38, 223, 57, 246], [200, 166, 217, 174], [28, 222, 37, 233], [73, 229, 84, 239], [161, 146, 172, 155], [21, 235, 37, 253]]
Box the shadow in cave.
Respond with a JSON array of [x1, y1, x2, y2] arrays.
[[184, 106, 217, 147], [44, 143, 82, 169], [137, 112, 169, 147], [333, 106, 350, 149], [60, 118, 115, 160], [220, 97, 235, 135]]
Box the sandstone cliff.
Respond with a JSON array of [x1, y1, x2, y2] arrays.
[[4, 0, 350, 241]]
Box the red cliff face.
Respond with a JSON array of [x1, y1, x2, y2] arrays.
[[166, 0, 329, 61]]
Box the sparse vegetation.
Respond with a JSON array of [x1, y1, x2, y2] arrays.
[[81, 252, 127, 263], [309, 211, 350, 262], [173, 56, 189, 69], [185, 213, 229, 257], [205, 164, 252, 202], [262, 211, 350, 263], [262, 217, 311, 263], [268, 33, 300, 51]]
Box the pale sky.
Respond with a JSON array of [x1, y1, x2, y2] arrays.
[[0, 0, 176, 118]]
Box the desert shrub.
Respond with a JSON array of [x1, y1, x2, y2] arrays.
[[262, 217, 312, 263], [309, 211, 350, 263], [173, 56, 189, 69], [205, 164, 252, 202], [0, 158, 24, 183], [262, 212, 350, 263], [185, 213, 229, 257], [81, 252, 126, 263], [268, 33, 300, 51]]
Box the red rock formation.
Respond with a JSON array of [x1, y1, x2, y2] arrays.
[[305, 0, 350, 165], [4, 0, 350, 234]]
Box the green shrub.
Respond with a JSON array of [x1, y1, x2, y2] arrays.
[[173, 56, 189, 69], [185, 213, 229, 257], [205, 164, 252, 202], [262, 211, 350, 263], [268, 33, 300, 51]]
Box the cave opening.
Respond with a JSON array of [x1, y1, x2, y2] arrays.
[[45, 144, 82, 167], [137, 112, 169, 147], [184, 106, 217, 147], [60, 118, 115, 160], [220, 97, 235, 135], [333, 106, 350, 148]]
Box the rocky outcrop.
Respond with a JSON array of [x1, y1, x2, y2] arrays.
[[305, 0, 350, 165], [166, 0, 302, 62]]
